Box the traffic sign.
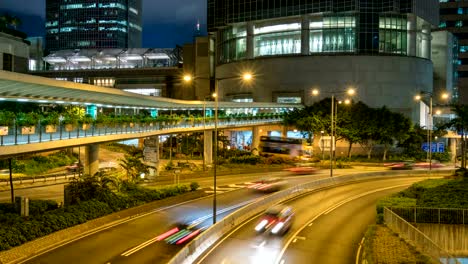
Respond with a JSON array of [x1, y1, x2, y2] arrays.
[[421, 142, 444, 153]]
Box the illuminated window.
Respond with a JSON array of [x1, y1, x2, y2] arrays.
[[277, 97, 301, 104], [254, 23, 301, 57], [379, 15, 407, 55], [311, 16, 356, 53]]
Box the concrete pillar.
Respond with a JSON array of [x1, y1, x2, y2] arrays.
[[204, 130, 213, 165], [247, 22, 254, 59], [143, 136, 159, 178], [252, 126, 260, 155], [407, 14, 416, 57], [301, 15, 310, 55], [421, 24, 432, 59], [85, 144, 99, 176], [281, 126, 288, 138]]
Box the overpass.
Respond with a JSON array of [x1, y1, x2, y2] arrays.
[[0, 70, 301, 175]]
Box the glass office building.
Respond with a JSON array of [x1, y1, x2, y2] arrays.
[[45, 0, 142, 52], [207, 0, 440, 123]]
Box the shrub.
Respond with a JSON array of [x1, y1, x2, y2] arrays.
[[29, 200, 59, 216], [190, 182, 200, 191]]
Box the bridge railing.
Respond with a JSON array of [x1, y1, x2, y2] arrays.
[[384, 207, 460, 264], [0, 118, 282, 146], [389, 207, 467, 225]]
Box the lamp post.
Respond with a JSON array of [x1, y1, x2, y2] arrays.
[[184, 72, 253, 224], [415, 91, 449, 172], [312, 88, 355, 177]]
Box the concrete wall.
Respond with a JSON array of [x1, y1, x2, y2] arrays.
[[0, 32, 29, 73], [432, 30, 456, 104], [415, 223, 468, 256], [216, 55, 433, 124]]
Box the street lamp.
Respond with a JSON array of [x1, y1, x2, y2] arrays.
[[184, 72, 253, 224], [312, 88, 355, 177], [415, 91, 449, 171]]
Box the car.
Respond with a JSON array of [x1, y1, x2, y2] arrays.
[[413, 162, 445, 169], [284, 163, 319, 175], [248, 177, 286, 192], [384, 161, 414, 170], [66, 162, 83, 173], [255, 205, 294, 236]]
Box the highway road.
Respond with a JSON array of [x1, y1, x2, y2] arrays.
[[197, 177, 425, 264], [22, 171, 334, 264]]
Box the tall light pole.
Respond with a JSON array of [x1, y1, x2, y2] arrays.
[[312, 88, 355, 177], [184, 72, 253, 224], [415, 91, 449, 172]]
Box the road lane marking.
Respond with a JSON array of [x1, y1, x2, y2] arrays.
[[356, 237, 365, 264], [308, 223, 313, 227], [274, 183, 412, 264], [295, 236, 305, 240]]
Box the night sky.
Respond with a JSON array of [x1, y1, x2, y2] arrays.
[[0, 0, 207, 48]]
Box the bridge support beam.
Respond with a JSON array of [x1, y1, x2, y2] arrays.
[[204, 130, 213, 165], [251, 126, 260, 155], [143, 136, 160, 179], [85, 144, 99, 176]]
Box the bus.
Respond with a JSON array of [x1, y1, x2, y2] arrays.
[[259, 136, 309, 157]]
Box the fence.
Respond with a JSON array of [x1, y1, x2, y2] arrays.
[[168, 169, 451, 264], [384, 207, 460, 264], [390, 207, 467, 225]]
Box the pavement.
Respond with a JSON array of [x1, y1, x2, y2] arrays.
[[0, 164, 454, 264]]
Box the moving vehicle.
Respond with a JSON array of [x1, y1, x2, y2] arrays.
[[255, 205, 294, 235], [284, 163, 320, 175], [384, 161, 414, 170], [259, 136, 309, 157], [248, 177, 286, 192], [66, 162, 83, 173]]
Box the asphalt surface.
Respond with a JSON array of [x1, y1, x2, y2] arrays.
[[197, 177, 425, 264], [21, 172, 331, 264]]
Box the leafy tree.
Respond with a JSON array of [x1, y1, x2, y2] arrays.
[[375, 107, 412, 160], [338, 101, 371, 158], [119, 146, 149, 182]]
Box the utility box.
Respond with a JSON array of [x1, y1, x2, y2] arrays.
[[15, 196, 29, 217]]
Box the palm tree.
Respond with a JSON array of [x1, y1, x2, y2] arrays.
[[440, 104, 468, 169]]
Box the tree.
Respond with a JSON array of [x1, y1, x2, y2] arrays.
[[119, 146, 149, 182], [338, 101, 371, 158], [375, 107, 412, 160], [439, 104, 468, 168]]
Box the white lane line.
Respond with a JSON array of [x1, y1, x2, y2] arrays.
[[274, 183, 412, 264], [295, 236, 306, 240], [308, 223, 313, 227], [356, 237, 365, 264]]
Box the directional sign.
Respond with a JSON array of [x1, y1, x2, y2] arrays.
[[422, 142, 444, 153]]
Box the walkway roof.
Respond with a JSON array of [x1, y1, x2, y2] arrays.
[[0, 71, 300, 110]]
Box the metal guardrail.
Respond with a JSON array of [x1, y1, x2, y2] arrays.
[[168, 169, 451, 264], [0, 173, 75, 186], [389, 207, 467, 225], [0, 118, 282, 147], [384, 207, 460, 264]]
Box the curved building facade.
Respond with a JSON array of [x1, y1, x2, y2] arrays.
[[208, 0, 439, 122]]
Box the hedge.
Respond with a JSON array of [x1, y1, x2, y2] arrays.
[[0, 182, 198, 251]]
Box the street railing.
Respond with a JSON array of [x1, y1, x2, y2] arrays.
[[168, 170, 451, 264], [0, 118, 282, 147], [390, 207, 467, 225], [384, 207, 460, 264]]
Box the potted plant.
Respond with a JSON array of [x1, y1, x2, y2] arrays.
[[62, 113, 78, 131], [80, 114, 94, 130], [41, 112, 60, 133], [0, 111, 15, 135], [17, 112, 40, 135], [94, 114, 110, 128]]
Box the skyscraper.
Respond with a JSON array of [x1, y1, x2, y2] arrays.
[[45, 0, 142, 53], [440, 1, 468, 103]]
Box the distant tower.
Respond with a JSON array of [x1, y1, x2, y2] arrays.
[[45, 0, 142, 53], [194, 19, 201, 37]]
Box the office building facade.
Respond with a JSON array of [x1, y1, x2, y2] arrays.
[[208, 0, 439, 123], [440, 0, 468, 103], [45, 0, 142, 52]]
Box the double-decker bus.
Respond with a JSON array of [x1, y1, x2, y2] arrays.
[[259, 136, 309, 157]]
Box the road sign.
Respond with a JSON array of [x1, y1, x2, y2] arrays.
[[422, 142, 444, 153]]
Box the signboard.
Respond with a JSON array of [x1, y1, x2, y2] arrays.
[[319, 136, 334, 151], [421, 142, 444, 153]]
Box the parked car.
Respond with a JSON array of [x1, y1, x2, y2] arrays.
[[255, 205, 294, 236], [249, 177, 287, 192]]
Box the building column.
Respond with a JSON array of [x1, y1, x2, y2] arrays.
[[407, 14, 416, 57], [143, 136, 159, 178], [281, 126, 288, 138], [204, 130, 213, 165], [421, 24, 432, 60], [301, 15, 310, 55], [251, 126, 260, 155], [246, 22, 254, 59], [85, 144, 99, 176]]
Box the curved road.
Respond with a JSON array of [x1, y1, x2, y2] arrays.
[[197, 177, 425, 264], [22, 171, 335, 264]]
